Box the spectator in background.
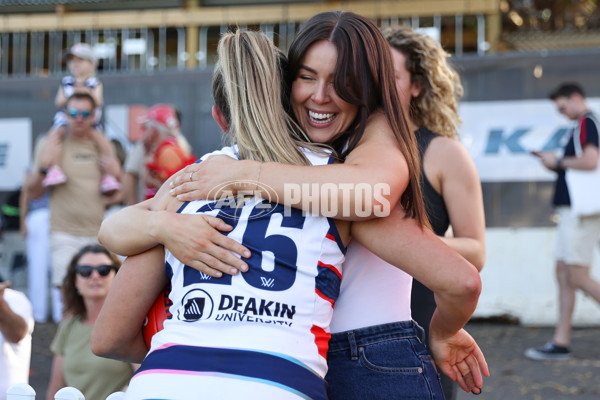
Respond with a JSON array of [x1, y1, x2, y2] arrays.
[[525, 82, 600, 360], [122, 140, 146, 205], [0, 274, 34, 400], [46, 244, 134, 400], [103, 139, 128, 220], [382, 26, 486, 399], [123, 106, 183, 205], [20, 169, 51, 323], [43, 42, 121, 195], [139, 104, 195, 199], [26, 92, 122, 322]]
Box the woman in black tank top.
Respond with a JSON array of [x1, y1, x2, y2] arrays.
[[382, 26, 486, 400]]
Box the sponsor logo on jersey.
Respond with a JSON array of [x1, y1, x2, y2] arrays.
[[177, 290, 296, 327], [179, 288, 214, 322]]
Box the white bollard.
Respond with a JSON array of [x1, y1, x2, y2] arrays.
[[6, 383, 36, 400], [105, 392, 126, 400], [54, 387, 84, 400]]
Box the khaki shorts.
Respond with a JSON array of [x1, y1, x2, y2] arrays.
[[555, 206, 600, 266], [50, 231, 98, 287]]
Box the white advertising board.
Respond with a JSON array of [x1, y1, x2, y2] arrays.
[[459, 98, 600, 182], [0, 118, 32, 190]]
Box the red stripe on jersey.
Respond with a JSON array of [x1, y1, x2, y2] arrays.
[[310, 325, 331, 359], [315, 288, 335, 305], [326, 233, 336, 242], [580, 115, 588, 145], [318, 260, 342, 280]]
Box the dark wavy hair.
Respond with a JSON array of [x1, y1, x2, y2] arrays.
[[288, 11, 427, 225], [61, 244, 121, 320]]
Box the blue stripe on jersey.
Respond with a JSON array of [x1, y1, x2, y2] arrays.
[[315, 262, 341, 303], [326, 218, 346, 255], [324, 154, 347, 254], [136, 345, 327, 400], [176, 200, 190, 214], [165, 260, 173, 281]]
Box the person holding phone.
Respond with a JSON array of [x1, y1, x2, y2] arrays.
[[525, 82, 600, 360]]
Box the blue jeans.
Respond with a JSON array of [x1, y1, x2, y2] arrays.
[[325, 321, 444, 400]]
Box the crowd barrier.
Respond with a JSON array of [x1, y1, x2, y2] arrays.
[[6, 383, 125, 400]]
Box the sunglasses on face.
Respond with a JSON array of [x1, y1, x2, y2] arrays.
[[67, 109, 92, 119], [75, 264, 117, 278]]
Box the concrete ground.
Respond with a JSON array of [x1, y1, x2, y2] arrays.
[[27, 320, 600, 400], [456, 321, 600, 400], [28, 322, 56, 399]]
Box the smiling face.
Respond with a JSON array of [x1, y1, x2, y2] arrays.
[[74, 251, 116, 302], [291, 40, 358, 144]]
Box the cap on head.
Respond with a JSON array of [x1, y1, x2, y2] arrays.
[[139, 104, 180, 130], [65, 43, 97, 66]]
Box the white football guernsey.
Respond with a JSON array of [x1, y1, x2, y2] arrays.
[[126, 147, 345, 400]]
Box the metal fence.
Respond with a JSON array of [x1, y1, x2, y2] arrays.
[[0, 14, 489, 78]]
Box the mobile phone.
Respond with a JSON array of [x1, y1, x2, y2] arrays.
[[530, 150, 543, 157]]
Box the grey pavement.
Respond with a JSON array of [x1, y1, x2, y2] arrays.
[[29, 322, 56, 399], [457, 321, 600, 400], [27, 321, 600, 399]]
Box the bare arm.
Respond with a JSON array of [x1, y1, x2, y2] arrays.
[[561, 144, 598, 170], [27, 167, 47, 201], [71, 80, 103, 108], [27, 135, 61, 200], [92, 129, 122, 178], [170, 113, 408, 220], [427, 137, 486, 270], [54, 86, 67, 109], [0, 282, 29, 343], [92, 246, 167, 363], [19, 178, 29, 237], [350, 205, 488, 393], [98, 175, 249, 277], [46, 356, 67, 400], [90, 81, 103, 108], [539, 144, 599, 172]]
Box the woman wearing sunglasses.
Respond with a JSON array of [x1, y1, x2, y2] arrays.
[[46, 244, 136, 400]]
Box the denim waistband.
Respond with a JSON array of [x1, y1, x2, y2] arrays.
[[328, 320, 425, 352]]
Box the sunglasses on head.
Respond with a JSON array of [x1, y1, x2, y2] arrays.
[[75, 264, 117, 278], [67, 109, 92, 119]]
